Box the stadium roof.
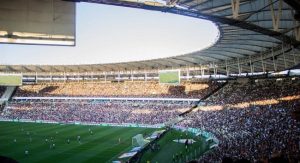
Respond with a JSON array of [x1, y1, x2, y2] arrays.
[[1, 0, 300, 74]]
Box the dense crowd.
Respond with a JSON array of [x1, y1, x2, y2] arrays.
[[179, 78, 300, 162], [1, 100, 191, 125], [2, 78, 300, 161], [205, 78, 300, 106], [0, 86, 5, 98], [15, 81, 220, 99]]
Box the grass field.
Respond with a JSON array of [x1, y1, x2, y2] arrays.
[[0, 121, 155, 163], [141, 129, 210, 163]]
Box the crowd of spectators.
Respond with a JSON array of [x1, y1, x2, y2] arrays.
[[0, 86, 5, 98], [15, 81, 220, 99], [2, 78, 300, 161], [179, 78, 300, 162], [1, 100, 191, 125]]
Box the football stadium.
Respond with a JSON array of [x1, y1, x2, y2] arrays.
[[0, 0, 300, 163]]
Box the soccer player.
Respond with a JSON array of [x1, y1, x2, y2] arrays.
[[25, 150, 29, 156], [13, 138, 17, 143]]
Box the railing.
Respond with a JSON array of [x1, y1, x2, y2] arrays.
[[13, 96, 200, 102]]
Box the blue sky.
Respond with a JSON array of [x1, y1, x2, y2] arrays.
[[0, 3, 219, 65]]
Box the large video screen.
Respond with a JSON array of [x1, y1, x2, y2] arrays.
[[0, 0, 76, 46], [159, 70, 180, 84], [0, 74, 22, 86]]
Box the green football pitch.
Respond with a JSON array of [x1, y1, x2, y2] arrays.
[[0, 122, 210, 163], [0, 122, 155, 163], [141, 129, 210, 163]]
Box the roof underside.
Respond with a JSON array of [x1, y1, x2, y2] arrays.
[[1, 0, 300, 74]]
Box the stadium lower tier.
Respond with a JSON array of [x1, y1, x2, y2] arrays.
[[180, 78, 300, 162], [1, 101, 191, 125], [15, 81, 221, 98]]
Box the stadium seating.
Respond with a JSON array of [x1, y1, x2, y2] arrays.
[[179, 78, 300, 162], [2, 78, 299, 162], [2, 100, 191, 125], [15, 81, 221, 98]]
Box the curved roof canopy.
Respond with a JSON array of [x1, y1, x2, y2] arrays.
[[1, 0, 300, 75]]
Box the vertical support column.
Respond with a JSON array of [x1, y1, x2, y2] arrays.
[[158, 68, 160, 82], [295, 26, 300, 41], [118, 71, 120, 83], [249, 56, 253, 74], [215, 65, 218, 78], [144, 70, 147, 82], [231, 0, 240, 19], [187, 65, 190, 81], [282, 42, 287, 69], [50, 72, 53, 83], [269, 0, 282, 31], [104, 72, 107, 83], [83, 72, 86, 81], [292, 46, 297, 65], [199, 65, 202, 78], [225, 60, 229, 76], [77, 71, 80, 83], [261, 53, 265, 73], [272, 47, 277, 71], [35, 72, 38, 84], [64, 72, 66, 83], [131, 70, 134, 82], [213, 62, 217, 77], [237, 58, 241, 75], [291, 14, 300, 41], [97, 72, 100, 81]]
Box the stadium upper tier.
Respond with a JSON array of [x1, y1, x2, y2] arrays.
[[15, 81, 221, 99], [1, 0, 300, 75]]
